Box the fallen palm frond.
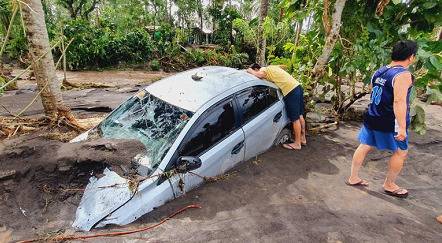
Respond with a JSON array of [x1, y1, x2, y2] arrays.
[[0, 116, 46, 139], [0, 115, 101, 140]]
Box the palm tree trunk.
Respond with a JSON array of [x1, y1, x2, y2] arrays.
[[21, 0, 77, 125], [256, 0, 269, 65]]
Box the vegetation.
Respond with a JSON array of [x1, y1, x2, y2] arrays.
[[0, 0, 441, 132]]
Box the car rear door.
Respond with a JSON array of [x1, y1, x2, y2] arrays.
[[236, 86, 285, 161], [174, 97, 245, 192]]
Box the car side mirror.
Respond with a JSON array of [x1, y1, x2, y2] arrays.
[[176, 156, 202, 173]]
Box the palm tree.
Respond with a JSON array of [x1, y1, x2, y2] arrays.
[[21, 0, 78, 125]]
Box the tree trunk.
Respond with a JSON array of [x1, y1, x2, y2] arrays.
[[375, 0, 391, 16], [256, 0, 269, 66], [152, 1, 157, 36], [169, 0, 172, 24], [294, 20, 303, 47], [322, 0, 331, 35], [198, 0, 203, 31], [312, 0, 346, 78], [21, 0, 77, 125]]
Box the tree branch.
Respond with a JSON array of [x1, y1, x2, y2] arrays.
[[312, 0, 347, 78], [340, 91, 369, 113], [375, 0, 391, 16], [322, 0, 331, 35], [83, 0, 99, 20]]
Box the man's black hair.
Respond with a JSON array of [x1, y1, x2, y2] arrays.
[[391, 40, 418, 61], [250, 63, 261, 70]]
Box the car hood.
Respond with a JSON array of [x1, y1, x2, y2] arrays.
[[72, 167, 163, 231]]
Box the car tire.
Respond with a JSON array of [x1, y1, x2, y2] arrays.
[[273, 127, 293, 146]]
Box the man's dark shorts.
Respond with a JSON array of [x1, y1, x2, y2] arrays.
[[283, 85, 304, 122]]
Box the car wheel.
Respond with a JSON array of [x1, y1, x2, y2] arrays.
[[273, 127, 293, 146]]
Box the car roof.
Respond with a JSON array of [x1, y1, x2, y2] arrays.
[[145, 66, 269, 112]]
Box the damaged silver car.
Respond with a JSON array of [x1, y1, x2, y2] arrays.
[[71, 66, 292, 231]]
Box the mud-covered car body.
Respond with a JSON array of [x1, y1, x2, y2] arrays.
[[71, 66, 291, 230]]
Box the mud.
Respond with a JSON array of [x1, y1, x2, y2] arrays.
[[0, 135, 146, 238], [11, 69, 171, 89], [1, 69, 171, 118], [3, 114, 441, 242], [0, 71, 441, 242]]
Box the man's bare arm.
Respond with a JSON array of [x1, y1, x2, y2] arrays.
[[247, 68, 266, 79], [393, 72, 412, 140]]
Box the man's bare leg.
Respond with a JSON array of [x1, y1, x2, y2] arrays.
[[299, 115, 307, 145], [348, 144, 372, 184], [383, 149, 408, 194], [284, 120, 302, 150]]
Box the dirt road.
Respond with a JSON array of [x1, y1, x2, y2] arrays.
[[1, 71, 441, 242]]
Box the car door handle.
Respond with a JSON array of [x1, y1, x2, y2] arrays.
[[231, 141, 244, 155], [273, 111, 282, 123]]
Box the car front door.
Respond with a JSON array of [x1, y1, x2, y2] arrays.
[[236, 86, 285, 161], [174, 97, 245, 192]]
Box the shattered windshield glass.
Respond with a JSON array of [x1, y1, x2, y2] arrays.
[[99, 90, 193, 173]]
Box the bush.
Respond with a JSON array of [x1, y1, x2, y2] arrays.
[[150, 59, 160, 71], [57, 20, 250, 71], [184, 48, 248, 69], [62, 20, 153, 69]]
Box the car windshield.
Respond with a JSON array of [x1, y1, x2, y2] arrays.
[[99, 90, 193, 172]]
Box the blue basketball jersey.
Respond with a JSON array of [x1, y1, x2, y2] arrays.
[[363, 65, 412, 132]]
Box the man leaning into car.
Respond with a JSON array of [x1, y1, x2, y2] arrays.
[[247, 63, 306, 150]]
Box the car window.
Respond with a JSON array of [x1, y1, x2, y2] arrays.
[[237, 86, 279, 123], [268, 87, 279, 105], [180, 100, 236, 157]]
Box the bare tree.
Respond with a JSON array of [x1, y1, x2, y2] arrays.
[[21, 0, 78, 125], [312, 0, 347, 78], [256, 0, 269, 65]]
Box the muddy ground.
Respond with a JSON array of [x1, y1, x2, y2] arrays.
[[0, 71, 441, 242], [1, 69, 171, 118]]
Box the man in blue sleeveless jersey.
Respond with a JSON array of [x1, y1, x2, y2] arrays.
[[346, 40, 418, 198]]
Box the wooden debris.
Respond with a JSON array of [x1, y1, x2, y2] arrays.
[[62, 79, 113, 90], [0, 170, 16, 180], [309, 121, 339, 133]]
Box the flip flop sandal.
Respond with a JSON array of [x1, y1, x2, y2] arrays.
[[384, 188, 408, 198], [282, 143, 301, 150], [345, 179, 369, 187]]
